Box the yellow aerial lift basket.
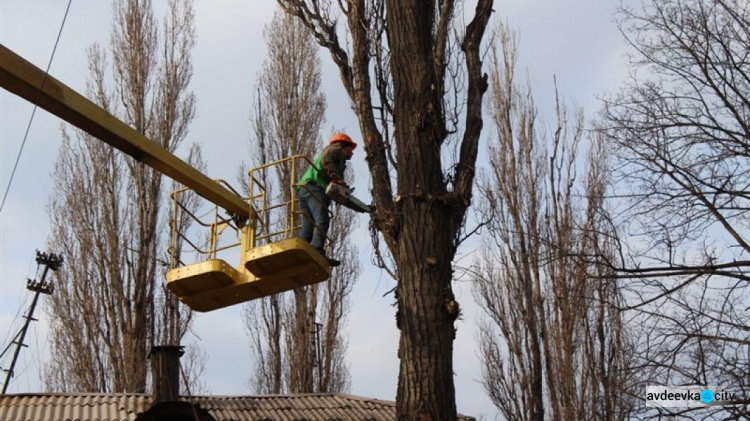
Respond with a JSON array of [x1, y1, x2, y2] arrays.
[[165, 156, 331, 312]]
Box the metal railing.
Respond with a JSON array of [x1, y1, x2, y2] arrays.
[[247, 154, 329, 249], [168, 179, 245, 269], [167, 155, 332, 270]]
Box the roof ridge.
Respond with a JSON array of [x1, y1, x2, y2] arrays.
[[180, 392, 386, 399], [1, 392, 395, 402]]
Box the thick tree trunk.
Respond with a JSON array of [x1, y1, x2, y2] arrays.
[[386, 2, 459, 418], [396, 203, 458, 419]]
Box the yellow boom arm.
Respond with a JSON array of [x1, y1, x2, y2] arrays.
[[0, 43, 249, 219]]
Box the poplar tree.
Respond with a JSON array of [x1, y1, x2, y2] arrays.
[[45, 0, 202, 393]]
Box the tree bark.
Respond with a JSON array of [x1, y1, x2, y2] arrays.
[[395, 202, 458, 419]]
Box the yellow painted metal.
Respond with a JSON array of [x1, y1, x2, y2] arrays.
[[0, 44, 249, 219], [165, 156, 332, 311], [165, 239, 329, 312], [246, 155, 316, 246], [166, 259, 254, 312], [244, 237, 329, 280], [166, 259, 241, 297]]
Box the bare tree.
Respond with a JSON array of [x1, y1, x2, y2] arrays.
[[45, 0, 200, 393], [472, 25, 635, 421], [599, 0, 750, 418], [242, 9, 357, 394], [159, 144, 204, 349], [275, 1, 493, 417]]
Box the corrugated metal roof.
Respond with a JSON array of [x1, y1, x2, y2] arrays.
[[0, 393, 476, 421], [0, 393, 147, 421]]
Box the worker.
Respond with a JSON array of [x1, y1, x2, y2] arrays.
[[297, 132, 357, 267]]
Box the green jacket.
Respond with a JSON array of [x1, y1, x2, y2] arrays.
[[298, 143, 347, 189]]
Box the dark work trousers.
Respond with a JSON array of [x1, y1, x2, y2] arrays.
[[297, 183, 330, 254]]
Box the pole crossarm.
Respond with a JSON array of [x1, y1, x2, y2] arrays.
[[0, 43, 249, 219]]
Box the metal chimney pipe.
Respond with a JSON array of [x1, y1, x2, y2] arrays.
[[149, 345, 184, 404]]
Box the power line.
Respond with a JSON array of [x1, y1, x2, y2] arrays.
[[0, 0, 73, 215], [0, 277, 34, 359]]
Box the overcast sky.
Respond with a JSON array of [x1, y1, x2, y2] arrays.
[[1, 1, 634, 418]]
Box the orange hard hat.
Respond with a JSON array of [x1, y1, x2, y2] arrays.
[[329, 132, 357, 150]]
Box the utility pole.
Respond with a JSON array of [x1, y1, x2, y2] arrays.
[[1, 251, 62, 394]]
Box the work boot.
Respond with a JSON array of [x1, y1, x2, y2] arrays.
[[316, 248, 341, 267]]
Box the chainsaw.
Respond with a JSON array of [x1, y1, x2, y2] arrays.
[[325, 183, 373, 213]]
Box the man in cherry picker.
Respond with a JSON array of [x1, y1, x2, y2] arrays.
[[297, 132, 357, 267]]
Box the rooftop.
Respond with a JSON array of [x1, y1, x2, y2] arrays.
[[0, 392, 476, 420]]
